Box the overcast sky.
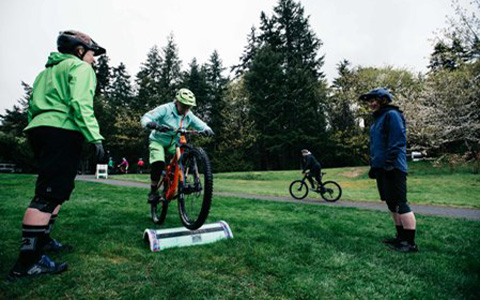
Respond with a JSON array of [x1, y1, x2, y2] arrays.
[[0, 0, 455, 114]]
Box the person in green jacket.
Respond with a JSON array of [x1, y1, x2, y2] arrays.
[[141, 88, 214, 203], [7, 30, 106, 281]]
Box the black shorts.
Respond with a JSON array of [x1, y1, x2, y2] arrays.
[[27, 126, 84, 201], [375, 168, 408, 209]]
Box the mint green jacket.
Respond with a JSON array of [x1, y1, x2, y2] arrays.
[[24, 52, 103, 143], [141, 102, 210, 146]]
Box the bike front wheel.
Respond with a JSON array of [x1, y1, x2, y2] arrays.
[[178, 147, 213, 230], [289, 180, 309, 200], [320, 181, 342, 202]]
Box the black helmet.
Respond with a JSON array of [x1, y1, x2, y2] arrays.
[[57, 30, 106, 56]]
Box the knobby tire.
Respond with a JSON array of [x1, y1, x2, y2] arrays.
[[320, 181, 342, 202], [178, 147, 213, 230], [289, 180, 309, 200]]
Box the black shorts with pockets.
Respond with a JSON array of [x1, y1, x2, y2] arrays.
[[27, 126, 84, 202]]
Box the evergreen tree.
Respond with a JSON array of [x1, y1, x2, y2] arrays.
[[0, 81, 34, 170], [159, 34, 182, 101], [205, 50, 228, 134], [107, 61, 148, 166], [109, 62, 133, 108], [244, 46, 285, 170], [181, 58, 209, 121], [0, 81, 31, 137], [95, 55, 111, 96], [429, 0, 480, 71], [325, 60, 364, 166], [93, 56, 115, 154], [232, 26, 259, 76], [329, 60, 357, 133], [243, 0, 328, 170], [214, 78, 257, 172], [429, 36, 468, 71], [136, 46, 163, 110]]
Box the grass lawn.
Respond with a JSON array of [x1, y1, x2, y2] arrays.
[[115, 161, 480, 208], [0, 174, 479, 299]]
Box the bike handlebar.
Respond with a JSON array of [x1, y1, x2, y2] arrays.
[[175, 128, 208, 136]]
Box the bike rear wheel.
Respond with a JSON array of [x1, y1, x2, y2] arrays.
[[289, 180, 309, 200], [320, 181, 342, 202], [151, 196, 168, 225], [178, 147, 213, 230], [151, 179, 169, 225]]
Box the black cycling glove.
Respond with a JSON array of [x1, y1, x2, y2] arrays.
[[92, 142, 106, 163], [147, 122, 172, 132], [202, 128, 215, 136]]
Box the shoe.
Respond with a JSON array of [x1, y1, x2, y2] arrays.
[[6, 255, 68, 281], [382, 237, 403, 247], [393, 241, 419, 253], [43, 239, 74, 253], [147, 192, 159, 204]]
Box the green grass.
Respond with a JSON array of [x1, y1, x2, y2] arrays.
[[1, 174, 479, 299], [115, 161, 480, 208]]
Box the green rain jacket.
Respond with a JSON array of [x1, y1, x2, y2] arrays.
[[141, 102, 210, 146], [24, 52, 103, 143]]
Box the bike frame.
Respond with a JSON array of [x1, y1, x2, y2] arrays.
[[303, 172, 324, 189], [158, 135, 188, 201]]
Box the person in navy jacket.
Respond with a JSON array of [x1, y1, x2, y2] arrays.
[[360, 88, 418, 253]]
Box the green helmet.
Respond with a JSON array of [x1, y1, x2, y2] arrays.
[[175, 88, 196, 107]]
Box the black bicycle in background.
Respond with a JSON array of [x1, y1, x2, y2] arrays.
[[289, 172, 342, 202]]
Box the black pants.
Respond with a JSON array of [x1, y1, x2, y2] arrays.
[[306, 167, 322, 187], [27, 127, 84, 201]]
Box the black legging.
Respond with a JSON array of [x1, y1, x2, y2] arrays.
[[306, 169, 322, 188], [150, 161, 165, 182]]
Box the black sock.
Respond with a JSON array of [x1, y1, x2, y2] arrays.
[[403, 229, 416, 245], [395, 225, 405, 240], [44, 214, 57, 244], [18, 224, 48, 267]]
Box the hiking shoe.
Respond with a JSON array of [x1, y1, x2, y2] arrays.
[[393, 241, 419, 253], [147, 192, 159, 204], [6, 255, 68, 281], [43, 239, 74, 253], [382, 237, 403, 247]]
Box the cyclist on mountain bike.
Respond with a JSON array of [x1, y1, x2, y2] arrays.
[[118, 157, 129, 174], [301, 149, 322, 190], [141, 88, 214, 204]]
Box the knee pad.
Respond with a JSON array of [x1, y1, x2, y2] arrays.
[[29, 196, 63, 213], [398, 202, 412, 214]]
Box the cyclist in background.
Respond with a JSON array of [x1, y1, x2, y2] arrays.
[[137, 158, 144, 174], [118, 157, 129, 174], [107, 157, 114, 173], [301, 149, 322, 190], [141, 88, 214, 204]]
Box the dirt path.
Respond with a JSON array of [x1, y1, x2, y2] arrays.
[[76, 175, 480, 221]]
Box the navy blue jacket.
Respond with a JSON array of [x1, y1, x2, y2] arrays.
[[369, 105, 407, 173]]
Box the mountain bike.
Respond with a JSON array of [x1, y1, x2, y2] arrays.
[[150, 129, 213, 230], [289, 172, 342, 202]]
